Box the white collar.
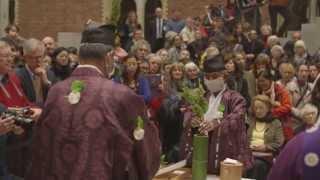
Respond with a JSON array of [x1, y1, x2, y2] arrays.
[[204, 85, 226, 121], [77, 65, 103, 75]]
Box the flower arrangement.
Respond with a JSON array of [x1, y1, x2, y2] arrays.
[[217, 104, 225, 119], [133, 116, 145, 141], [180, 88, 214, 180], [180, 87, 208, 119], [67, 80, 85, 105]]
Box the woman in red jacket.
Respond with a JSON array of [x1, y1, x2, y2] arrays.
[[0, 40, 41, 179], [257, 70, 293, 141]]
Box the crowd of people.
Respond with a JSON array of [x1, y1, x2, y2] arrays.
[[0, 1, 319, 180]]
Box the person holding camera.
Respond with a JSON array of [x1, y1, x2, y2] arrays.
[[0, 40, 41, 180]]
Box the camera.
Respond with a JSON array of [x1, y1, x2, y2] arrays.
[[1, 108, 34, 126]]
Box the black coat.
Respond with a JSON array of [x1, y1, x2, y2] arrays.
[[187, 38, 208, 64], [243, 39, 264, 56], [226, 74, 251, 107], [146, 18, 167, 52], [15, 66, 54, 104]]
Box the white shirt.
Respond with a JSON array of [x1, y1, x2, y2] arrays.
[[204, 86, 226, 122], [156, 18, 163, 39]]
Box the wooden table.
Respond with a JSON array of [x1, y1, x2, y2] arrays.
[[153, 168, 255, 180]]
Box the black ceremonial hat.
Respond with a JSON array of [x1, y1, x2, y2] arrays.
[[203, 55, 225, 73], [81, 24, 116, 47]]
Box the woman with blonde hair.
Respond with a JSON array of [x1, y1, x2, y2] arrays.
[[293, 40, 311, 67], [277, 62, 296, 88], [131, 40, 151, 62], [166, 62, 185, 94], [247, 95, 284, 180]]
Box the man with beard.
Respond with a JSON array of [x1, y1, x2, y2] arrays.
[[289, 64, 313, 134], [42, 36, 56, 57], [16, 39, 53, 106]]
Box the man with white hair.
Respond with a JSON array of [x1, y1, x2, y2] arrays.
[[267, 35, 280, 49], [16, 38, 53, 105], [0, 40, 42, 179], [268, 81, 320, 180], [42, 36, 56, 57], [185, 62, 204, 90], [300, 103, 319, 130], [261, 35, 281, 56]]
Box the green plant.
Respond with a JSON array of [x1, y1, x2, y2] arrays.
[[180, 88, 208, 118]]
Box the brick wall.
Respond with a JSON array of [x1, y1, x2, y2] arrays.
[[17, 0, 228, 40], [167, 0, 226, 18], [18, 0, 103, 40]]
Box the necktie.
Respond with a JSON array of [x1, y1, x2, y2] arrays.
[[157, 18, 162, 39]]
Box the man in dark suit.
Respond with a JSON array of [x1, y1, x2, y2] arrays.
[[243, 30, 264, 64], [16, 38, 53, 106], [147, 8, 166, 53]]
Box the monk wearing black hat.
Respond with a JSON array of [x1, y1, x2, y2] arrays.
[[180, 55, 252, 174], [25, 26, 161, 180]]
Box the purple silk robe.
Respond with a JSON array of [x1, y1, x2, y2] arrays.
[[268, 126, 320, 180], [180, 90, 253, 174], [25, 67, 161, 180]]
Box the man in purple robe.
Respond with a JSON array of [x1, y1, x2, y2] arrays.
[[180, 55, 253, 174], [268, 124, 320, 180], [268, 80, 320, 180], [25, 27, 161, 180]]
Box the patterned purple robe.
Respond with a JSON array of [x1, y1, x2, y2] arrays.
[[268, 126, 320, 180], [25, 67, 161, 180], [180, 90, 253, 174]]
